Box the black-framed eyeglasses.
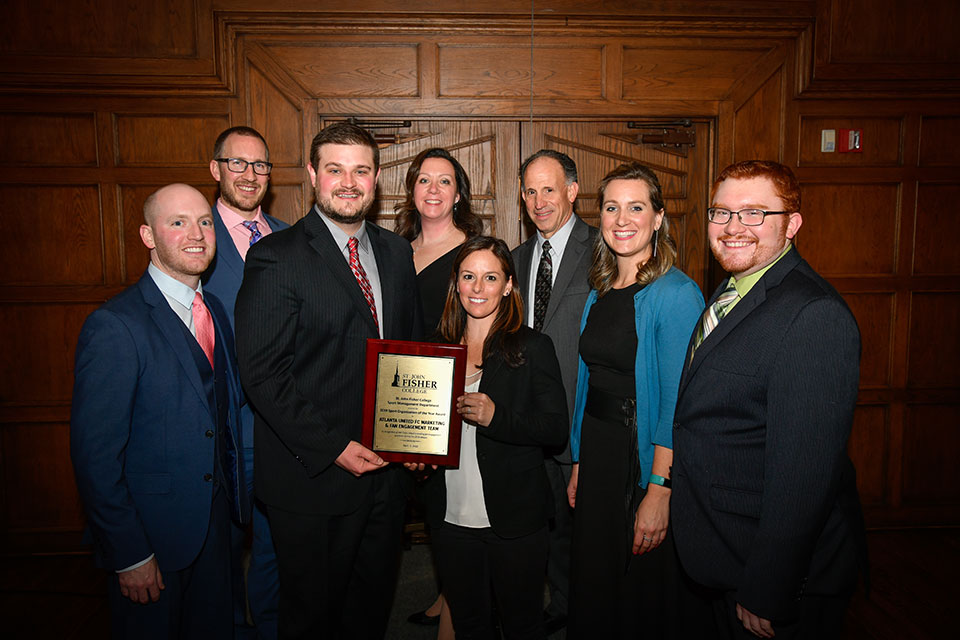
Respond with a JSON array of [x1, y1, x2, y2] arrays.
[[215, 157, 273, 175], [707, 207, 788, 226]]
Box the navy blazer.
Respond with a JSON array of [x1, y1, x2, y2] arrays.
[[70, 271, 247, 573], [235, 210, 422, 515], [203, 204, 288, 450], [671, 248, 866, 621], [203, 204, 289, 327], [423, 327, 568, 539]]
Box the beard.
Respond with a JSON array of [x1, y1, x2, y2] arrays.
[[315, 187, 376, 225], [220, 179, 266, 213], [711, 221, 789, 276]]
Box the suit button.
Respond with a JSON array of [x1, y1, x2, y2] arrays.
[[203, 473, 213, 482], [205, 430, 214, 438]]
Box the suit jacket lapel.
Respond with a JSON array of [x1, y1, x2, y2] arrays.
[[211, 205, 245, 283], [303, 213, 380, 335], [137, 274, 210, 413], [680, 248, 802, 393], [543, 217, 590, 327], [367, 223, 393, 336], [478, 350, 505, 391]]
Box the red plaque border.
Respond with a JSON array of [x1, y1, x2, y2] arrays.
[[362, 339, 466, 466]]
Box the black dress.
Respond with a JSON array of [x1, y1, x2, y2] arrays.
[[416, 244, 462, 337], [568, 283, 678, 639]]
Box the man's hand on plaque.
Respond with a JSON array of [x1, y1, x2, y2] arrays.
[[402, 462, 439, 473], [335, 440, 387, 477]]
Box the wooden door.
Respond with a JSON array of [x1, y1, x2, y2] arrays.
[[523, 120, 713, 291]]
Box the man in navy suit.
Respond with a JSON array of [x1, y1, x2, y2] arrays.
[[672, 161, 866, 639], [235, 122, 421, 639], [71, 183, 247, 639], [204, 125, 288, 640]]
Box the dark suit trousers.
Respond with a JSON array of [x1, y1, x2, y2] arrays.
[[433, 522, 549, 640], [266, 470, 404, 640], [544, 457, 572, 617], [108, 487, 233, 640]]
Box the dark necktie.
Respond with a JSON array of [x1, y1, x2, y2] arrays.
[[533, 240, 553, 332], [348, 237, 379, 333], [242, 220, 262, 246]]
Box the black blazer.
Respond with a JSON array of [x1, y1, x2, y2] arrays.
[[671, 248, 867, 621], [423, 327, 568, 539], [235, 209, 422, 515]]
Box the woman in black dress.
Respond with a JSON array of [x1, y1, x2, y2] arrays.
[[397, 148, 482, 635], [565, 163, 704, 638], [395, 147, 483, 335]]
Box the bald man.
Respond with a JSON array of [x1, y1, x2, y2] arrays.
[[71, 184, 248, 639]]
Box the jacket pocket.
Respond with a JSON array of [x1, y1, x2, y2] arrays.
[[126, 472, 172, 495], [710, 484, 761, 519]]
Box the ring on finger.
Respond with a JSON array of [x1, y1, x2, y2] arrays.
[[642, 534, 652, 541]]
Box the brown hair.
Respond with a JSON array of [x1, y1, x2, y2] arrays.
[[213, 126, 269, 161], [589, 162, 677, 296], [394, 148, 483, 241], [309, 122, 379, 173], [437, 236, 526, 368]]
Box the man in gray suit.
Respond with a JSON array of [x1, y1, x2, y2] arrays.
[[512, 149, 598, 633]]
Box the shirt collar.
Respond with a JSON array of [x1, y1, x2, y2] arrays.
[[731, 243, 793, 298], [314, 204, 370, 253], [148, 262, 201, 309], [217, 198, 265, 231], [537, 212, 576, 257]]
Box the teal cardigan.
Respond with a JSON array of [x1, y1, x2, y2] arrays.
[[570, 267, 704, 488]]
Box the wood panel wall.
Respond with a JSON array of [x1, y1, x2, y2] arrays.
[[1, 0, 957, 551]]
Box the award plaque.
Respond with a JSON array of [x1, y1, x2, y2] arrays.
[[362, 339, 467, 466]]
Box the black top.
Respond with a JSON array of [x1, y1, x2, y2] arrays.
[[579, 283, 643, 398], [416, 243, 462, 337]]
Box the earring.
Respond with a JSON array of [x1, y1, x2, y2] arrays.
[[652, 228, 659, 259]]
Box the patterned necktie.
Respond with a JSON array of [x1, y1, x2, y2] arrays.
[[533, 240, 553, 332], [348, 237, 379, 333], [242, 220, 262, 246], [192, 291, 216, 369], [692, 281, 739, 357]]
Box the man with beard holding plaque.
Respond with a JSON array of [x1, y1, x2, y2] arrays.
[[235, 122, 422, 639]]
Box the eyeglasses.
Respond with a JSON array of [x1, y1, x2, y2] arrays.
[[707, 208, 788, 226], [215, 157, 273, 176]]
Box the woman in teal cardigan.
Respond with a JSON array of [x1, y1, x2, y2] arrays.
[[565, 162, 704, 639]]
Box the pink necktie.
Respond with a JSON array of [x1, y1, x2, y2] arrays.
[[348, 237, 379, 333], [192, 292, 216, 369]]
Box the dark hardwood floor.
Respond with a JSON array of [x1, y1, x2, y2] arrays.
[[2, 528, 955, 639]]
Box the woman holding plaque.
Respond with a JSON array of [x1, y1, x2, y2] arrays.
[[396, 147, 484, 336], [565, 163, 704, 638], [421, 236, 568, 640]]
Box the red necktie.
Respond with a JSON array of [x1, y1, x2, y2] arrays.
[[348, 237, 379, 333], [192, 292, 216, 369]]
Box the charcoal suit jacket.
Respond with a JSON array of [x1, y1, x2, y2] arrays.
[[235, 208, 422, 515]]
